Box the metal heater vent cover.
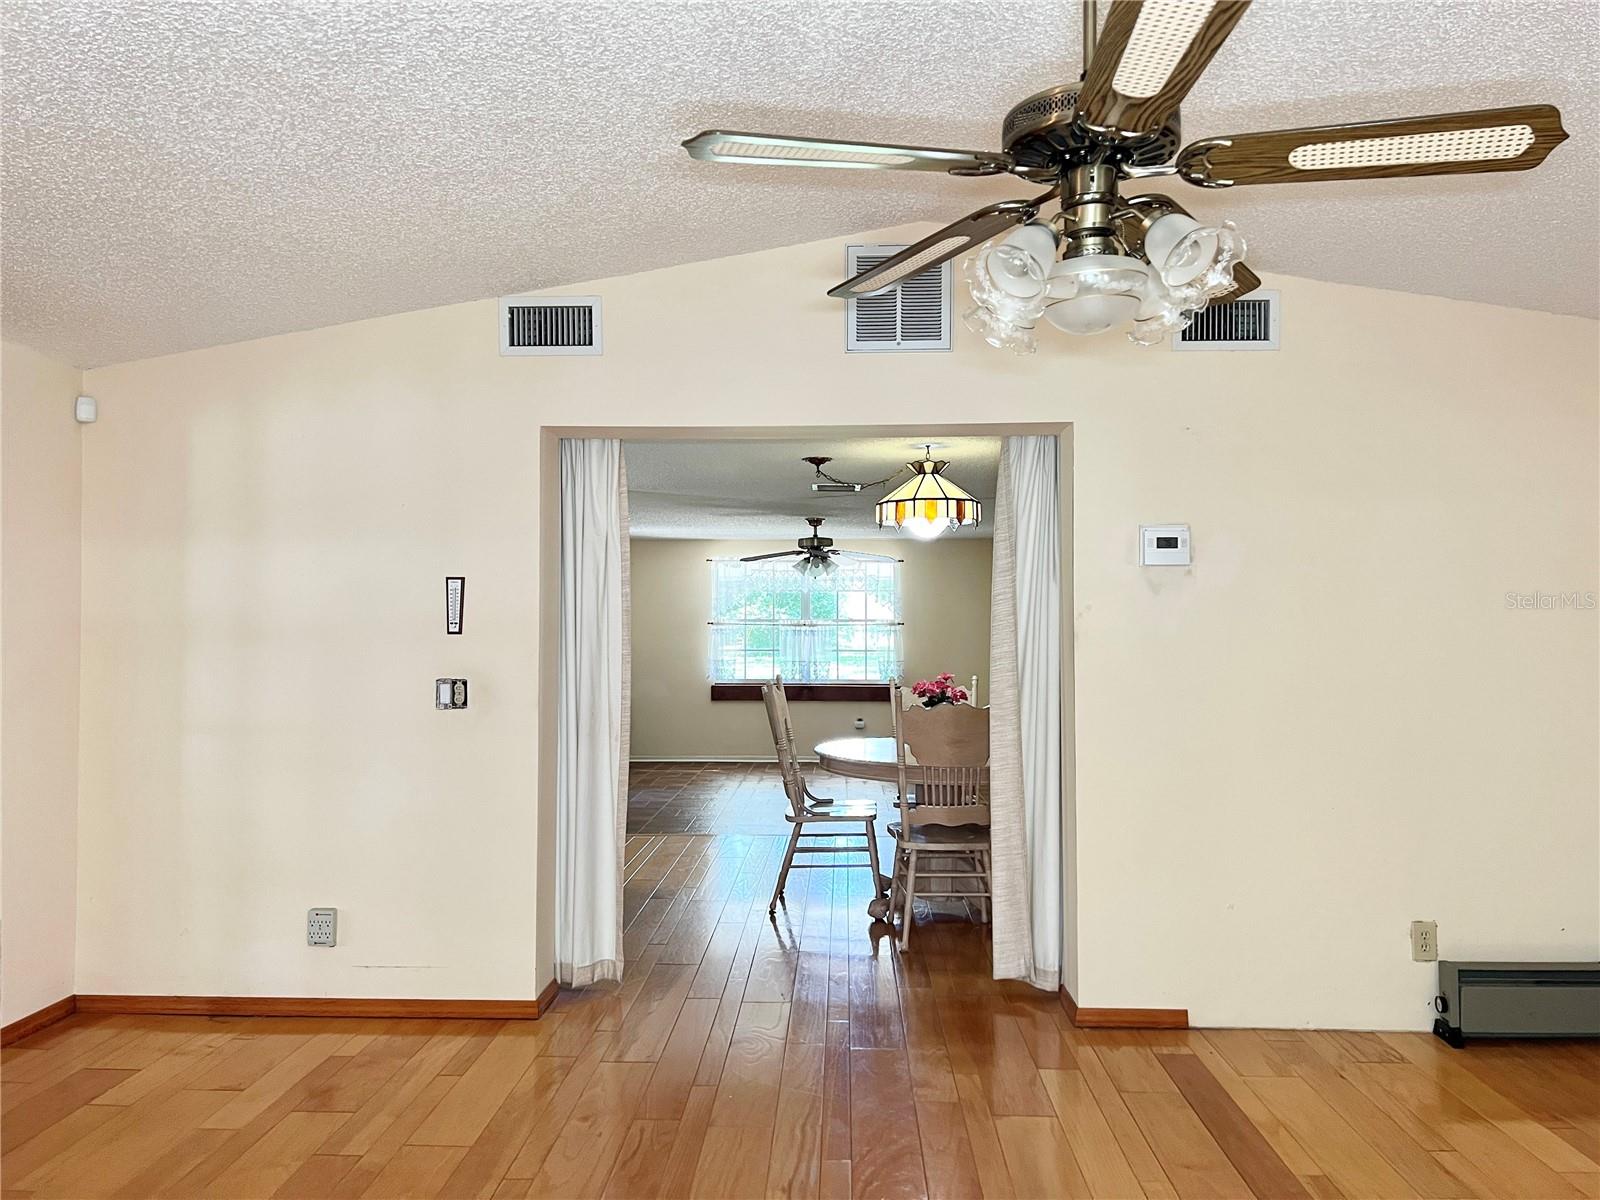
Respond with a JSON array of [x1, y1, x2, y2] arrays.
[[1174, 290, 1279, 351], [844, 246, 951, 353], [499, 295, 602, 357]]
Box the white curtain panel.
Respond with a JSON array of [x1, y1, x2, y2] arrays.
[[556, 438, 631, 986], [988, 434, 1063, 991]]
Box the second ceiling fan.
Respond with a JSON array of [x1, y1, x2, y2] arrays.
[[683, 0, 1567, 351], [741, 517, 868, 578]]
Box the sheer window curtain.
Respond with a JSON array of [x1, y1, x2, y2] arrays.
[[988, 435, 1063, 990], [556, 439, 630, 986], [708, 557, 903, 683]]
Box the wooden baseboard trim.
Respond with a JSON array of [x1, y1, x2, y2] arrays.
[[536, 976, 560, 1014], [6, 982, 561, 1043], [76, 985, 562, 1022], [1, 995, 78, 1046], [1060, 986, 1188, 1029]]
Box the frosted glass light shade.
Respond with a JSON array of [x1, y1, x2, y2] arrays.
[[876, 455, 982, 536], [1173, 221, 1247, 304], [963, 241, 1049, 355], [1045, 292, 1141, 334], [1043, 255, 1151, 335], [1144, 213, 1216, 285], [1146, 215, 1246, 299], [794, 554, 838, 577], [989, 223, 1058, 299]]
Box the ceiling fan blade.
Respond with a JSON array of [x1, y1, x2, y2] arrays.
[[682, 130, 1011, 175], [1077, 0, 1251, 140], [826, 193, 1055, 298], [1220, 262, 1261, 300], [1174, 104, 1568, 187], [740, 550, 804, 562]]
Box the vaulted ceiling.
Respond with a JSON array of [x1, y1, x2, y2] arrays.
[[5, 0, 1596, 367]]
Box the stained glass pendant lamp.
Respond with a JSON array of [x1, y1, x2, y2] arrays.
[[876, 448, 982, 541]]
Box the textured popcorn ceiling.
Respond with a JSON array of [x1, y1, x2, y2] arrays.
[[4, 0, 1596, 368], [627, 437, 1000, 540]]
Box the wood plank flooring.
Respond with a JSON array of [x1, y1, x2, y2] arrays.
[[4, 761, 1596, 1198]]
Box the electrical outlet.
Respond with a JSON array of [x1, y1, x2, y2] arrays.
[[308, 908, 338, 947], [1410, 919, 1437, 962], [853, 716, 866, 730]]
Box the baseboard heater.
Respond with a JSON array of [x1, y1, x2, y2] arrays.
[[1434, 961, 1600, 1047]]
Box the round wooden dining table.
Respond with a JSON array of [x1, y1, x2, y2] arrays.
[[813, 736, 901, 782], [814, 736, 991, 785]]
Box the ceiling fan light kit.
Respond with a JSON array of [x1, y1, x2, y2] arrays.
[[794, 553, 839, 578], [681, 0, 1567, 354]]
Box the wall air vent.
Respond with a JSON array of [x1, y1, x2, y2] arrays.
[[844, 246, 951, 353], [499, 295, 602, 356], [1173, 290, 1279, 351]]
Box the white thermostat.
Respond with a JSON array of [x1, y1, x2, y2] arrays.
[[1140, 524, 1191, 566]]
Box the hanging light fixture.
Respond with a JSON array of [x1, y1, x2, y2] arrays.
[[793, 553, 838, 578], [961, 188, 1248, 351], [875, 448, 982, 540]]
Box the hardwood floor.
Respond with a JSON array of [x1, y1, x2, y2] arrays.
[[4, 761, 1596, 1198]]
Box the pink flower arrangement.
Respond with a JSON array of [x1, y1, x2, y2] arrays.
[[910, 673, 969, 708]]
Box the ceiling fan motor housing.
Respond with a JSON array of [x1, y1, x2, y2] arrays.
[[1001, 82, 1181, 171], [798, 515, 833, 554]]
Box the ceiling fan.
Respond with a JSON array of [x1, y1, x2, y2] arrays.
[[741, 517, 855, 576], [683, 0, 1568, 351]]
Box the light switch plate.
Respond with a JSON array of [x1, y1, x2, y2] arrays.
[[1140, 524, 1191, 566]]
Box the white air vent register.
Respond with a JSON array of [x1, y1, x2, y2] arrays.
[[844, 246, 952, 353], [500, 295, 602, 356], [1174, 290, 1280, 351]]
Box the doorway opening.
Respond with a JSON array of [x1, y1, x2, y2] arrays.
[[537, 423, 1074, 1003]]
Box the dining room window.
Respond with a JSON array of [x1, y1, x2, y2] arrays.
[[709, 556, 903, 683]]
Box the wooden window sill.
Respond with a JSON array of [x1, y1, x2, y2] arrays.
[[710, 683, 892, 703]]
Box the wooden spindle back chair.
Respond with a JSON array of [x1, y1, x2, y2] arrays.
[[887, 682, 992, 948], [761, 677, 883, 914]]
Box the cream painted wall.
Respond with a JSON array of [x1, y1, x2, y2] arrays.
[[629, 537, 992, 760], [1, 341, 83, 1023], [76, 226, 1598, 1028]]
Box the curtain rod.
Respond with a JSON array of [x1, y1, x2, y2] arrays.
[[707, 621, 905, 627]]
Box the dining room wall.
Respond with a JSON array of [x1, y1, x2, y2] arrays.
[[70, 222, 1598, 1028], [1, 340, 84, 1025], [628, 536, 993, 761]]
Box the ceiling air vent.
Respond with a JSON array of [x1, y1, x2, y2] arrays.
[[499, 295, 602, 356], [1173, 290, 1280, 351], [844, 246, 951, 353]]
